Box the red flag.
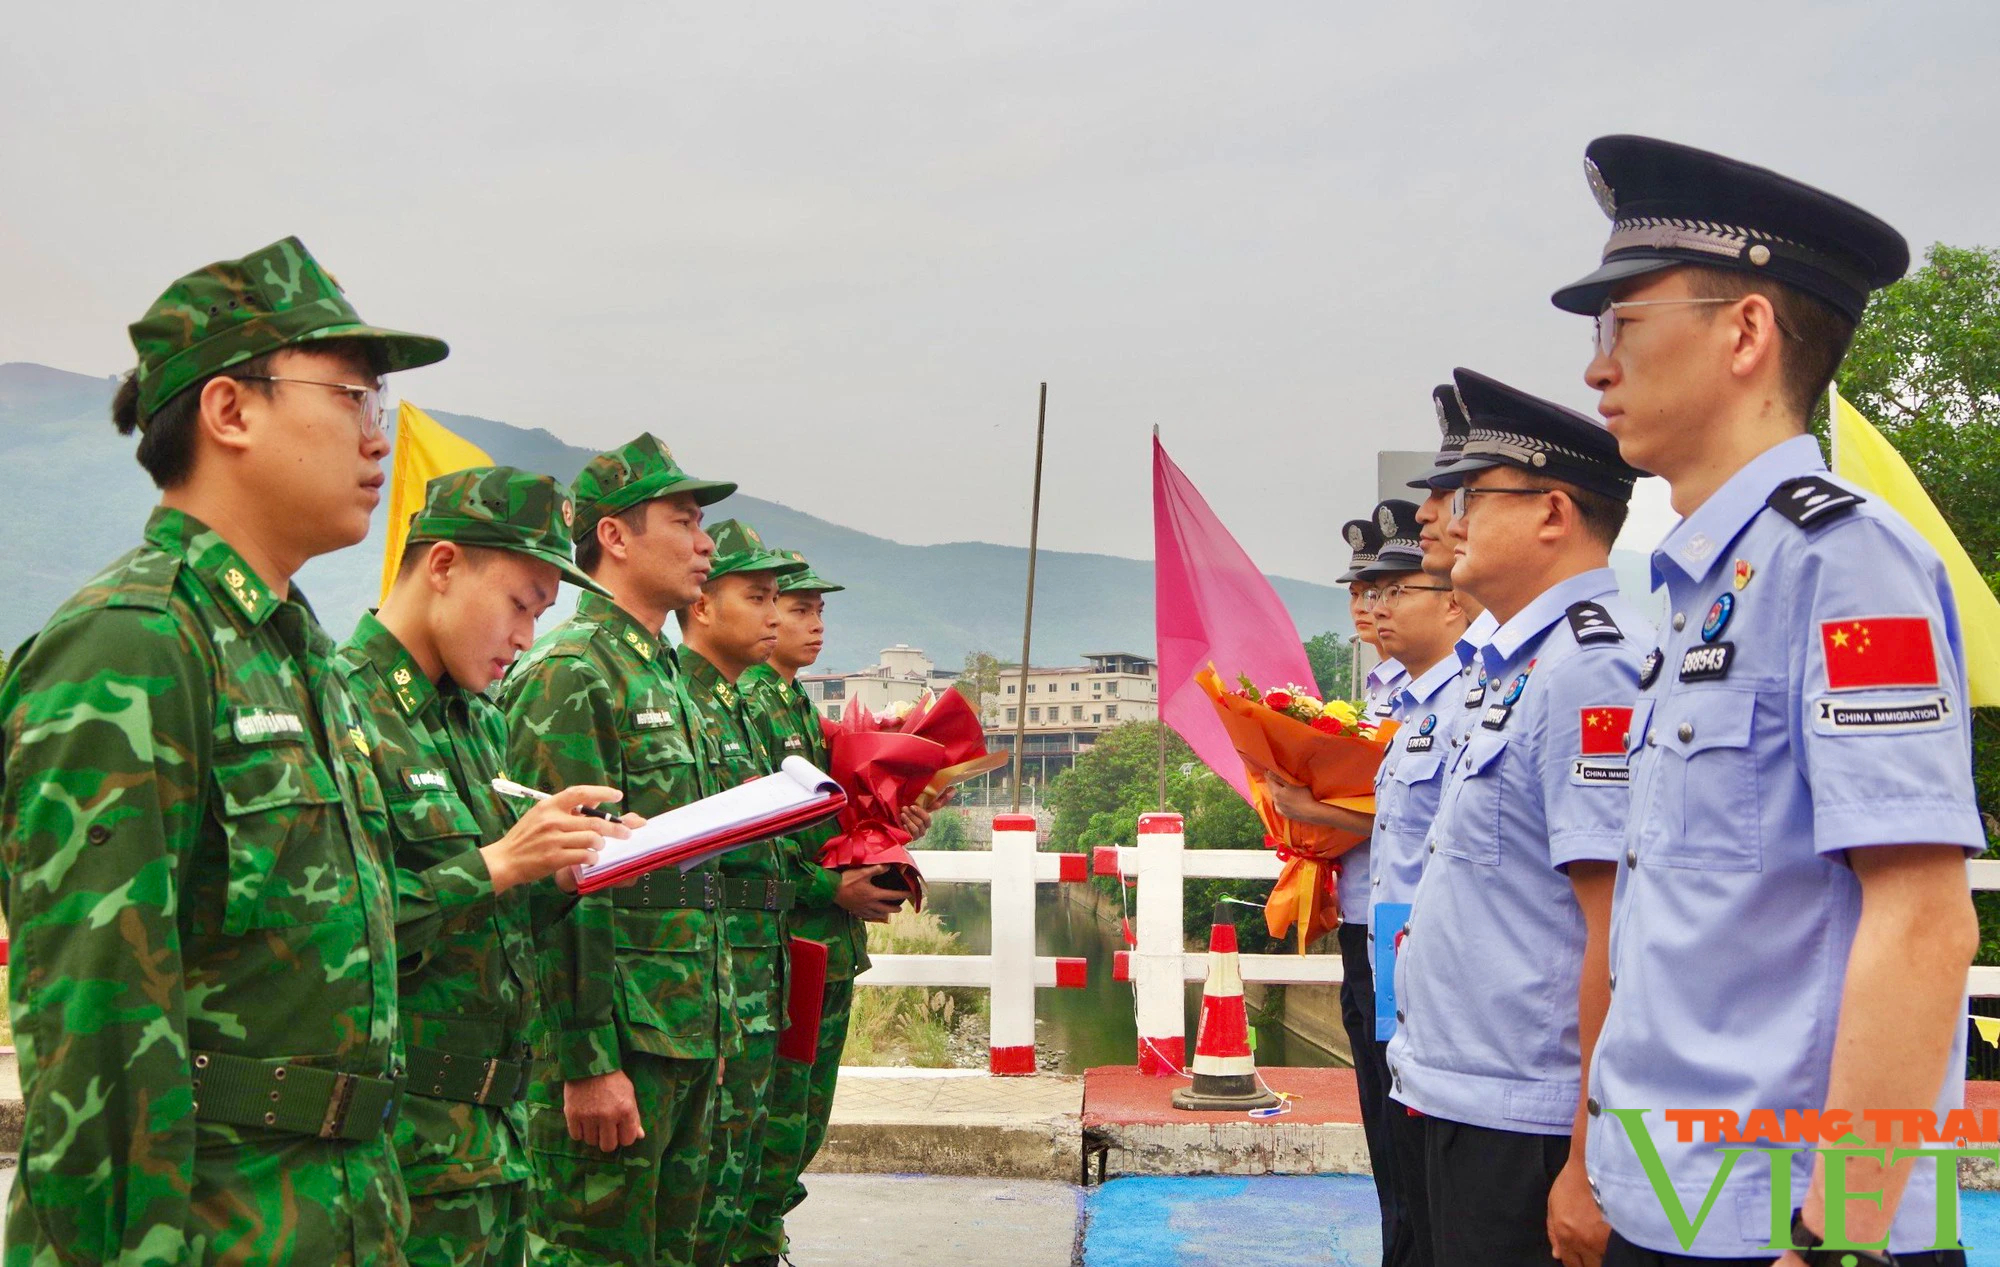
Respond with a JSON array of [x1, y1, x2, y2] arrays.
[[1819, 617, 1940, 690], [1154, 436, 1316, 803], [1579, 706, 1633, 756]]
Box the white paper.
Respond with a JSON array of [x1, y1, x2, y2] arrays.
[[580, 757, 841, 880]]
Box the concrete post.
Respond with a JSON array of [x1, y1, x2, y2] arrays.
[[1134, 812, 1186, 1075], [987, 813, 1039, 1075]]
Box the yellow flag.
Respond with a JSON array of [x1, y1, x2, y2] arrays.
[[1974, 1015, 2000, 1049], [381, 401, 492, 603], [1831, 385, 2000, 707]]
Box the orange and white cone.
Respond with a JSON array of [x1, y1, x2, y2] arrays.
[[1171, 904, 1280, 1112]]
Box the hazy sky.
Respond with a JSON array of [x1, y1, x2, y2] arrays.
[[5, 2, 1996, 581]]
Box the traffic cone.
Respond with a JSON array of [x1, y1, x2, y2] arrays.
[[1171, 904, 1280, 1112]]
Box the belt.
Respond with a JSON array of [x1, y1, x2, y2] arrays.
[[405, 1042, 530, 1108], [191, 1050, 399, 1142], [610, 872, 796, 911]]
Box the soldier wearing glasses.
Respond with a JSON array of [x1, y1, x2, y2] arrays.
[[1559, 137, 1981, 1267], [0, 238, 445, 1265], [1385, 368, 1651, 1265]]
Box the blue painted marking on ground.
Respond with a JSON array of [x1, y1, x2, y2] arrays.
[[1082, 1179, 2000, 1265]]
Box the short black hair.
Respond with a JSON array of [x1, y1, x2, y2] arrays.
[[1553, 477, 1629, 548], [111, 340, 389, 490], [1685, 267, 1857, 422], [393, 537, 496, 583], [576, 503, 651, 575]]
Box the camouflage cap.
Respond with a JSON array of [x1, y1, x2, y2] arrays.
[[572, 432, 737, 537], [774, 549, 844, 594], [128, 236, 448, 422], [406, 466, 610, 596], [705, 519, 809, 584]]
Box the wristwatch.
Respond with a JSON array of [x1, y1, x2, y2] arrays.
[[1791, 1208, 1897, 1266]]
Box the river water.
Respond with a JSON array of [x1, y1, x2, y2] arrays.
[[924, 884, 1342, 1073]]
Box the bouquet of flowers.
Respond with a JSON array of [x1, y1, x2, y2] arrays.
[[818, 688, 1009, 908], [1196, 666, 1398, 952]]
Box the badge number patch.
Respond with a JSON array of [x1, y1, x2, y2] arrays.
[[1679, 643, 1735, 683]]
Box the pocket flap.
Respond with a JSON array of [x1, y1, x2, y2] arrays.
[[1392, 752, 1445, 785], [1664, 690, 1755, 757], [388, 789, 481, 843], [1460, 731, 1509, 776]]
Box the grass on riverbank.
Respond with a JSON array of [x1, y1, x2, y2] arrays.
[[846, 906, 985, 1067]]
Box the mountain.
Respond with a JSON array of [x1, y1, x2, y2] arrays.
[[0, 362, 1360, 672]]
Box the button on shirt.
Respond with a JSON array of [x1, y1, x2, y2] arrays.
[[1587, 435, 1983, 1258], [1339, 658, 1409, 924], [1387, 569, 1649, 1134]]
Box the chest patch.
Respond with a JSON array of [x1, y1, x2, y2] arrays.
[[635, 708, 675, 729], [1678, 642, 1735, 683], [230, 707, 305, 744], [404, 769, 451, 792]]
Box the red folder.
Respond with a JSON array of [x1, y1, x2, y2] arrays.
[[576, 796, 844, 894], [779, 937, 829, 1064]]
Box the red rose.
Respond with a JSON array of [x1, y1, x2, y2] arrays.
[[1310, 716, 1345, 735], [1264, 690, 1294, 712]]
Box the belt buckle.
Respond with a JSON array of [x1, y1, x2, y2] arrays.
[[318, 1071, 357, 1139], [701, 872, 720, 910]]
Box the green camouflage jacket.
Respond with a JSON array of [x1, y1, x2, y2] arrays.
[[334, 612, 542, 1196], [679, 649, 790, 1033], [498, 591, 730, 1078], [739, 664, 870, 979], [0, 508, 405, 1266]]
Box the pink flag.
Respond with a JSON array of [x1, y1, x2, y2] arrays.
[[1153, 435, 1315, 803]]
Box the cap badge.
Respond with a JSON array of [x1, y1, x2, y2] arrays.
[[1376, 506, 1397, 534], [1433, 396, 1448, 429], [1702, 593, 1735, 643], [1733, 559, 1755, 591], [1345, 525, 1365, 550], [1584, 157, 1617, 218]]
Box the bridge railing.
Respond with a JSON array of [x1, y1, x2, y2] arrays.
[[852, 814, 1091, 1075], [1094, 812, 2000, 1076]]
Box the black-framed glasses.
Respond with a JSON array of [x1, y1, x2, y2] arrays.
[[230, 375, 386, 438], [1450, 485, 1553, 519]]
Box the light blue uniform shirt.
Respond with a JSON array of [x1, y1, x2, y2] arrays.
[[1587, 436, 1983, 1257], [1369, 654, 1474, 926], [1339, 658, 1408, 924], [1387, 569, 1649, 1134]]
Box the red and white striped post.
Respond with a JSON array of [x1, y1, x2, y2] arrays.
[[1132, 812, 1186, 1075], [988, 813, 1041, 1074]]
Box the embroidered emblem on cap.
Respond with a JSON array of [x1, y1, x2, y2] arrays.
[[1702, 593, 1734, 643], [1585, 157, 1617, 217], [1376, 505, 1397, 534], [1346, 524, 1366, 550]]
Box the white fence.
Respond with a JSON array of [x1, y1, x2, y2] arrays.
[[851, 814, 1091, 1075], [1093, 812, 2000, 1076]]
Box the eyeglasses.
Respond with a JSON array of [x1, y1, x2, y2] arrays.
[[230, 375, 386, 438], [1450, 485, 1553, 519], [1367, 583, 1452, 609], [1593, 298, 1735, 358]]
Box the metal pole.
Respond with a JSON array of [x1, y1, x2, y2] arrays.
[[1009, 382, 1048, 813], [1348, 633, 1361, 702]]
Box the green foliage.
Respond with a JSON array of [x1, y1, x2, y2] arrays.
[[848, 906, 987, 1066], [1830, 242, 2000, 958], [1304, 630, 1355, 701], [921, 808, 974, 851], [952, 650, 1006, 718]]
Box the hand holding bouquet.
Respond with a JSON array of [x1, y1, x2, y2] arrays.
[[1196, 666, 1398, 952]]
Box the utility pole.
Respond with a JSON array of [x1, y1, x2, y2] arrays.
[[1009, 383, 1048, 813]]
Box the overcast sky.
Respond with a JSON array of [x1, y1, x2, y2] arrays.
[[5, 2, 1996, 581]]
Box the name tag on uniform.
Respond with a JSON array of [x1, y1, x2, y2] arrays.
[[1405, 735, 1435, 753], [1570, 759, 1631, 786], [231, 707, 305, 743], [783, 735, 805, 751], [1481, 704, 1511, 730], [1463, 679, 1486, 708], [404, 769, 450, 792], [634, 709, 674, 728], [1811, 694, 1952, 735], [1678, 643, 1734, 683]]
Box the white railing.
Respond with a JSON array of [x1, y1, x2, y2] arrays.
[[1096, 815, 2000, 1075], [851, 814, 1091, 1075]]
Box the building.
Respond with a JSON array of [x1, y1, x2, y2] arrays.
[[799, 644, 960, 722]]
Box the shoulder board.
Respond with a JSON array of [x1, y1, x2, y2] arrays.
[[70, 545, 182, 617], [1565, 600, 1623, 644], [1766, 475, 1864, 529]]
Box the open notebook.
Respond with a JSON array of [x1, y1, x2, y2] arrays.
[[576, 757, 847, 895]]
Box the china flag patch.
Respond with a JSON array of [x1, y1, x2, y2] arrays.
[[1579, 706, 1633, 755], [1820, 617, 1939, 690]]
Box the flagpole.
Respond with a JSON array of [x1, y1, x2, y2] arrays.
[[1154, 425, 1167, 813], [1009, 383, 1048, 814], [1828, 381, 1840, 471]]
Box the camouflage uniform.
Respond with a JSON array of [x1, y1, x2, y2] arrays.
[[498, 435, 736, 1267], [738, 556, 866, 1261], [335, 468, 605, 1267], [677, 522, 807, 1266], [0, 239, 446, 1267]]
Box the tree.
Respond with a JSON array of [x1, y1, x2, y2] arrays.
[[1827, 242, 2000, 959], [1304, 630, 1355, 702], [953, 650, 1007, 723]]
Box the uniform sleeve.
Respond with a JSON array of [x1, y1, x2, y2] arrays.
[[392, 843, 495, 968], [1794, 517, 1985, 854], [1537, 646, 1643, 870], [502, 654, 624, 1080], [787, 823, 843, 910], [0, 607, 205, 1266]]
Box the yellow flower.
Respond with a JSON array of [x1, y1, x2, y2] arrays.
[[1319, 698, 1359, 727]]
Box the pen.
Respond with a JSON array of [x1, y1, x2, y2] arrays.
[[490, 777, 617, 820]]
